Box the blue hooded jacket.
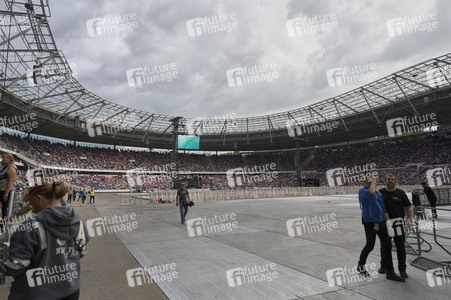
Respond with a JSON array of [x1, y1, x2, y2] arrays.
[[359, 185, 387, 223]]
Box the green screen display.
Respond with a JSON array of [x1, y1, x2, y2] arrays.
[[178, 135, 200, 150]]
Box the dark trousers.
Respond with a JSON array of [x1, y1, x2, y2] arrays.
[[90, 196, 95, 203], [179, 202, 188, 222], [68, 194, 72, 203], [381, 233, 406, 272], [429, 198, 437, 217], [61, 289, 80, 300], [358, 221, 394, 274], [0, 191, 11, 232], [0, 191, 11, 218]]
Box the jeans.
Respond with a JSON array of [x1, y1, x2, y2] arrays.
[[381, 233, 406, 272], [358, 221, 394, 274], [179, 202, 188, 223]]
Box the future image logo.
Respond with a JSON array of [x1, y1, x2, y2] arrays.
[[285, 117, 340, 138], [326, 263, 377, 287], [386, 113, 438, 137], [26, 63, 77, 87], [0, 15, 28, 34], [186, 113, 237, 136], [226, 64, 278, 88], [226, 163, 278, 188], [86, 213, 138, 237], [86, 116, 134, 138], [286, 213, 338, 237], [125, 164, 176, 188], [326, 64, 377, 87], [426, 167, 450, 187], [186, 213, 238, 237], [326, 163, 377, 187], [287, 13, 338, 37], [186, 13, 238, 37], [126, 63, 178, 88], [426, 69, 448, 87], [86, 13, 138, 37], [26, 167, 78, 187], [386, 13, 438, 38], [0, 113, 39, 136], [0, 216, 37, 236], [26, 264, 78, 287], [426, 267, 451, 287], [126, 263, 178, 287], [388, 217, 405, 237], [226, 263, 278, 287]]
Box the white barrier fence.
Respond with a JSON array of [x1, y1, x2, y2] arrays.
[[113, 185, 451, 205]]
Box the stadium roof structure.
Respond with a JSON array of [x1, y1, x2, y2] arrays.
[[1, 0, 451, 151]]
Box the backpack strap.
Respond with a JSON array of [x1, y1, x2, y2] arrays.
[[75, 220, 88, 257]]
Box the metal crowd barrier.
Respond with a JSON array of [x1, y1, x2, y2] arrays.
[[113, 186, 451, 206], [412, 206, 451, 257], [144, 186, 364, 203], [409, 205, 451, 275], [412, 187, 451, 206]]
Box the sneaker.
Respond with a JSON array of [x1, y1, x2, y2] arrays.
[[378, 267, 386, 274], [386, 273, 406, 282], [400, 271, 408, 278], [357, 265, 370, 277]]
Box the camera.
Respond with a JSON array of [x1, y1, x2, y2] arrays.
[[187, 201, 194, 207]]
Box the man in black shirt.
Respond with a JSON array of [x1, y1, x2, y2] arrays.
[[176, 182, 190, 224], [414, 182, 438, 219], [378, 174, 413, 279]]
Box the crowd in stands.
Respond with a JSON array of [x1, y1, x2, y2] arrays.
[[305, 138, 450, 170], [1, 132, 449, 190]]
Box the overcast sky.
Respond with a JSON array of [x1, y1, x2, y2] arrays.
[[48, 0, 451, 119]]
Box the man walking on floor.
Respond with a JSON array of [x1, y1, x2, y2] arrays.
[[176, 182, 190, 224], [378, 173, 413, 279]]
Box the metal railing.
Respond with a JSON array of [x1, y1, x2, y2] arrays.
[[113, 186, 363, 205], [411, 206, 451, 258]]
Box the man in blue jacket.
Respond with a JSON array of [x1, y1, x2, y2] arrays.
[[357, 175, 405, 282]]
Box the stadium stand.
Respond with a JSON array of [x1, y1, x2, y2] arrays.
[[1, 132, 449, 190]]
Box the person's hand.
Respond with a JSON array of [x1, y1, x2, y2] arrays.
[[176, 202, 178, 207], [2, 192, 7, 202], [406, 221, 413, 232], [406, 223, 413, 232]]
